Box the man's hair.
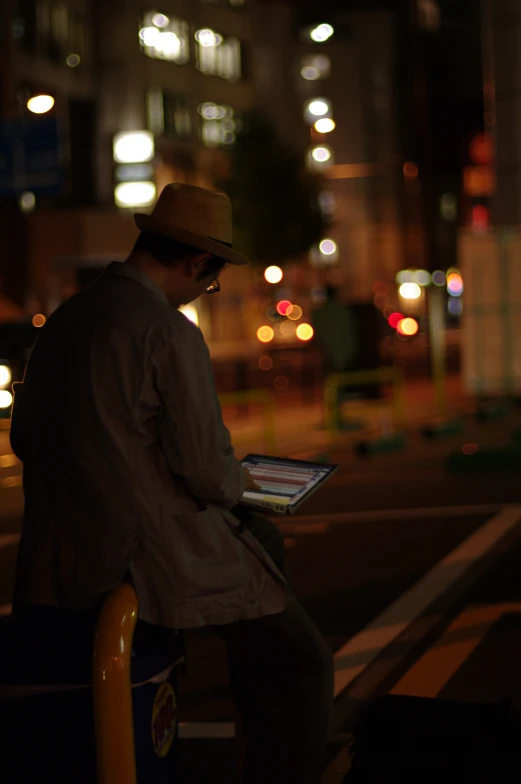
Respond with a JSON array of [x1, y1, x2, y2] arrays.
[[132, 231, 226, 279]]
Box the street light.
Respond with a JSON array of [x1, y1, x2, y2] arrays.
[[27, 94, 55, 114]]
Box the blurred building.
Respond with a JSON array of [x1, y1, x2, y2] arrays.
[[1, 0, 259, 338], [293, 9, 402, 303], [460, 0, 521, 395], [0, 0, 406, 353]]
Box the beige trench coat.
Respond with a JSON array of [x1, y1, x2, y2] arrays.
[[11, 262, 289, 628]]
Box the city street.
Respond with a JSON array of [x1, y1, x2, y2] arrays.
[[1, 391, 521, 781]]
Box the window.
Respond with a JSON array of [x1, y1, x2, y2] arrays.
[[195, 30, 241, 81], [14, 0, 84, 64], [198, 102, 240, 148], [139, 11, 189, 64], [147, 89, 192, 139]]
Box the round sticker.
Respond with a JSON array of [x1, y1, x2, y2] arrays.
[[151, 682, 177, 758]]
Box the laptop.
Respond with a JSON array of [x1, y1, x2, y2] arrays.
[[240, 454, 339, 515]]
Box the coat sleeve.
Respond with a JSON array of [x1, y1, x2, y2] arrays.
[[10, 382, 30, 462], [151, 312, 247, 509]]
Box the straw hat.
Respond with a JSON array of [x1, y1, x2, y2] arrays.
[[134, 183, 248, 265]]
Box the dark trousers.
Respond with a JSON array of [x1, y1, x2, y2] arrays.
[[212, 507, 334, 783]]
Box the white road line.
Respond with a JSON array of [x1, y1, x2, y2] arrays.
[[390, 602, 521, 699], [332, 505, 521, 697], [293, 503, 502, 526], [0, 533, 20, 549]]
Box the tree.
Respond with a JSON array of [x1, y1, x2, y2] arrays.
[[221, 112, 327, 266]]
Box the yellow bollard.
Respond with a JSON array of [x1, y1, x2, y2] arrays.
[[92, 584, 139, 784]]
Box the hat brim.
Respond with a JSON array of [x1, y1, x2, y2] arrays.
[[133, 213, 249, 265]]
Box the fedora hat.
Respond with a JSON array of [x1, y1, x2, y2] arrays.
[[133, 183, 248, 265]]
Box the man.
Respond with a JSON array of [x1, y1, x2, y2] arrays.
[[11, 184, 333, 783]]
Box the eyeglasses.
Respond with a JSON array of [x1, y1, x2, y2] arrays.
[[205, 279, 221, 294]]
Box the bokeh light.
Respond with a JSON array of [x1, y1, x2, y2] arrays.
[[311, 146, 331, 162], [399, 282, 422, 300], [274, 376, 289, 390], [395, 270, 414, 284], [19, 191, 36, 213], [296, 323, 314, 341], [388, 312, 404, 329], [113, 131, 154, 163], [0, 365, 12, 387], [264, 265, 283, 284], [432, 270, 446, 287], [257, 325, 275, 343], [462, 443, 478, 455], [309, 23, 334, 42], [319, 238, 337, 255], [259, 356, 273, 370], [287, 305, 303, 321], [0, 390, 13, 409], [276, 300, 293, 316], [66, 53, 81, 67], [308, 99, 329, 116], [413, 270, 431, 286], [314, 118, 335, 133], [301, 65, 320, 80], [114, 181, 156, 207], [403, 161, 418, 179], [32, 314, 46, 328], [397, 317, 419, 336], [27, 94, 55, 114], [448, 297, 463, 316], [280, 320, 296, 337], [447, 273, 463, 296]]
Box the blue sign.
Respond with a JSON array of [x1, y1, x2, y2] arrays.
[[0, 116, 64, 196]]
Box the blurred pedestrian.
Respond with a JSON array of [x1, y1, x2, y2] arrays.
[[311, 284, 357, 376], [11, 183, 333, 783]]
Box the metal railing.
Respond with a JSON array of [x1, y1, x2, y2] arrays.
[[92, 584, 139, 784], [324, 367, 405, 444]]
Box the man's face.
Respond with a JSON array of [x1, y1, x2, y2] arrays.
[[163, 253, 217, 308]]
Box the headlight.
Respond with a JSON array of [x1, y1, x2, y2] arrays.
[[0, 365, 12, 389], [0, 390, 13, 409]]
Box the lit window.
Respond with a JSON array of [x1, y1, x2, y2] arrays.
[[147, 88, 192, 139], [198, 102, 240, 148], [139, 11, 189, 64], [300, 54, 330, 80], [196, 33, 241, 81]]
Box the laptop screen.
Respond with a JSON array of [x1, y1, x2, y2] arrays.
[[241, 454, 338, 509]]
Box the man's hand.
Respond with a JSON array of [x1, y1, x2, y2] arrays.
[[244, 468, 261, 492]]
